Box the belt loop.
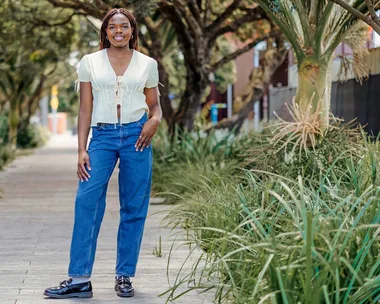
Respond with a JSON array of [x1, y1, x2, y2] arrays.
[[114, 123, 116, 129]]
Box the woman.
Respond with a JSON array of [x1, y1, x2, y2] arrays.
[[44, 8, 162, 299]]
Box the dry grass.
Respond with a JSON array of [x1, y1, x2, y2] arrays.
[[271, 98, 340, 159]]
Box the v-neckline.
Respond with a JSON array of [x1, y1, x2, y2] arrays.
[[105, 48, 135, 78]]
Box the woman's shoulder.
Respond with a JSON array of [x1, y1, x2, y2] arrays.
[[82, 49, 104, 61], [133, 50, 156, 64]]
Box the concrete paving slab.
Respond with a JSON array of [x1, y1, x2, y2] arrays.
[[0, 134, 213, 304]]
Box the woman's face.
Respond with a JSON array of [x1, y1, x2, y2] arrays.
[[105, 13, 133, 48]]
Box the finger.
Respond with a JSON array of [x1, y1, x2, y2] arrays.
[[135, 135, 142, 150], [141, 137, 150, 150], [82, 163, 91, 179], [145, 135, 153, 148], [77, 170, 84, 182], [144, 137, 152, 148], [78, 166, 86, 182], [136, 134, 146, 151], [85, 157, 91, 171], [79, 163, 90, 181], [140, 136, 150, 151]]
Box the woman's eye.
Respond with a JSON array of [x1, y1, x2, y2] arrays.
[[109, 26, 114, 29], [123, 26, 128, 28]]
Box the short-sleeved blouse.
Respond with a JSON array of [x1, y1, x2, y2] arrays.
[[76, 48, 159, 126]]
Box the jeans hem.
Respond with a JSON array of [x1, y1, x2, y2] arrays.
[[115, 273, 135, 277], [69, 274, 91, 278]]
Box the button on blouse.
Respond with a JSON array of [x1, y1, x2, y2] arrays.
[[76, 49, 159, 126]]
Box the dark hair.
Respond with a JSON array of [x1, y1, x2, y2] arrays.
[[100, 8, 139, 50]]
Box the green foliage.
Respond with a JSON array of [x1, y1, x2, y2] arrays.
[[152, 125, 256, 203], [0, 144, 15, 170], [0, 113, 8, 146], [164, 171, 380, 303], [155, 123, 380, 303], [17, 123, 49, 149]]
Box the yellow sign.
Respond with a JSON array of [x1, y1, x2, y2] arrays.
[[51, 85, 58, 96], [51, 85, 59, 110], [50, 96, 59, 110]]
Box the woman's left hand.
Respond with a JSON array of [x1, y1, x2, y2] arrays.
[[135, 117, 160, 152]]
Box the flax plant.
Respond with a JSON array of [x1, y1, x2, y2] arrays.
[[152, 125, 255, 202], [160, 120, 380, 303], [162, 170, 380, 303]]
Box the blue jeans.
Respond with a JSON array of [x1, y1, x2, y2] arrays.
[[68, 113, 152, 277]]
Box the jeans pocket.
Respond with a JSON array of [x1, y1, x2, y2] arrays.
[[137, 114, 148, 128], [137, 121, 146, 128]]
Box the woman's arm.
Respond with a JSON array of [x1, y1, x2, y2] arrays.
[[135, 86, 162, 152], [77, 82, 93, 182]]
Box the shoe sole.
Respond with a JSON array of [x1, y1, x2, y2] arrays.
[[44, 291, 93, 299], [116, 290, 135, 297]]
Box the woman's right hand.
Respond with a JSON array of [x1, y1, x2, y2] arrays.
[[77, 150, 91, 182]]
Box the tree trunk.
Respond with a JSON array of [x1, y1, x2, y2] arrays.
[[295, 56, 330, 125], [157, 61, 173, 125], [170, 41, 210, 132], [8, 100, 20, 150], [170, 77, 207, 132]]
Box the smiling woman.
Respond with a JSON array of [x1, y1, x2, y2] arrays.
[[44, 7, 163, 300]]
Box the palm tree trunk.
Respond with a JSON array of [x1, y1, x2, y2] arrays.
[[295, 56, 330, 125]]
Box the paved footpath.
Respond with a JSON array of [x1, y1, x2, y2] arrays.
[[0, 134, 213, 304]]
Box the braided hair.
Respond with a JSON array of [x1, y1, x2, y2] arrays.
[[100, 8, 139, 50]]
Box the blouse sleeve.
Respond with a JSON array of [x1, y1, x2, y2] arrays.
[[145, 58, 159, 88], [77, 55, 91, 82]]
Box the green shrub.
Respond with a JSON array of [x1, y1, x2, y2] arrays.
[[0, 144, 15, 170], [17, 123, 49, 149], [164, 171, 380, 303], [152, 125, 255, 202], [0, 113, 9, 146], [159, 123, 380, 303]]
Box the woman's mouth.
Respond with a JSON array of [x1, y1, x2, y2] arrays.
[[114, 36, 125, 42]]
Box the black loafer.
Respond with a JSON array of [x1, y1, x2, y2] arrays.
[[44, 278, 93, 298], [115, 276, 135, 297]]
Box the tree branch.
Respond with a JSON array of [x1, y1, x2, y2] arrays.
[[208, 7, 266, 42], [206, 0, 242, 36], [203, 0, 212, 25], [94, 0, 109, 11], [158, 1, 194, 47], [172, 0, 203, 37], [212, 31, 279, 70], [31, 12, 87, 27], [365, 0, 380, 26], [211, 39, 288, 132], [188, 0, 202, 26], [330, 0, 380, 35], [47, 0, 104, 19]]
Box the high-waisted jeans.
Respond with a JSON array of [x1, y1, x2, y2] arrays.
[[68, 113, 152, 277]]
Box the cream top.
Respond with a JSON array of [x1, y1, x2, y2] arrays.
[[76, 48, 159, 126]]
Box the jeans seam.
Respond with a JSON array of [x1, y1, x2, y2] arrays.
[[117, 171, 125, 270], [83, 158, 117, 276], [85, 190, 102, 275]]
